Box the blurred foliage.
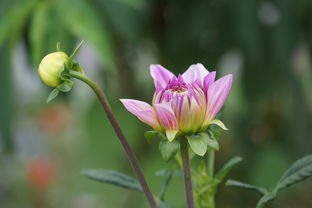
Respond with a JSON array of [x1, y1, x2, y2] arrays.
[[1, 0, 312, 207]]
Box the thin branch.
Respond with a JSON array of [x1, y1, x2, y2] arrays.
[[69, 71, 157, 208]]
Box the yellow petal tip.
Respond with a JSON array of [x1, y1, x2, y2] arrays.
[[166, 130, 178, 142], [208, 119, 228, 130]]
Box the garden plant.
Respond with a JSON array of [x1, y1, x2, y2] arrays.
[[37, 42, 312, 208]]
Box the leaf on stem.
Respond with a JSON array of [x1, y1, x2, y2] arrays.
[[46, 88, 60, 103], [157, 200, 172, 208], [159, 140, 179, 161], [81, 169, 142, 192], [273, 154, 312, 193], [215, 156, 242, 181], [155, 169, 183, 177], [256, 194, 275, 208], [158, 168, 174, 201], [225, 180, 268, 195]]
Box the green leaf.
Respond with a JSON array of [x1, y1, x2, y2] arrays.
[[81, 169, 142, 192], [273, 154, 312, 193], [155, 169, 183, 177], [29, 1, 49, 65], [226, 180, 268, 195], [158, 168, 174, 201], [215, 156, 243, 181], [256, 194, 275, 208], [157, 201, 172, 208], [159, 140, 179, 161], [144, 130, 158, 142], [186, 134, 209, 156], [46, 88, 60, 103], [0, 0, 37, 46]]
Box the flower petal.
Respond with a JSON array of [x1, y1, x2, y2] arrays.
[[206, 74, 233, 120], [166, 130, 178, 142], [203, 71, 216, 92], [150, 64, 175, 91], [120, 99, 161, 130], [182, 63, 209, 84], [208, 119, 228, 130], [154, 102, 179, 132]]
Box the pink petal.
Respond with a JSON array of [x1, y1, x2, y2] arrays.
[[150, 64, 175, 91], [203, 71, 216, 92], [120, 99, 161, 130], [206, 74, 233, 120], [182, 63, 209, 84], [154, 102, 178, 130]]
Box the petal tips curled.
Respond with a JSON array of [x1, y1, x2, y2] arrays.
[[208, 119, 228, 130], [150, 64, 175, 90], [206, 74, 233, 119], [182, 63, 209, 84], [120, 99, 161, 130]]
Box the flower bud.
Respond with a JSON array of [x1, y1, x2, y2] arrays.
[[38, 52, 69, 87]]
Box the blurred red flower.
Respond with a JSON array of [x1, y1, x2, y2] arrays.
[[38, 104, 71, 134], [27, 158, 55, 189]]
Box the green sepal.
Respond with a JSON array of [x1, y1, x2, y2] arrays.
[[46, 88, 60, 103], [57, 79, 74, 92], [56, 41, 61, 51], [144, 130, 158, 142], [70, 40, 84, 60], [186, 132, 219, 156], [186, 133, 209, 156], [72, 62, 85, 73], [81, 169, 142, 192], [206, 132, 219, 151], [159, 139, 179, 161], [208, 123, 223, 140]]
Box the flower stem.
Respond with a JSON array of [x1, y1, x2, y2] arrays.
[[69, 71, 157, 208], [207, 149, 215, 208], [180, 138, 195, 208]]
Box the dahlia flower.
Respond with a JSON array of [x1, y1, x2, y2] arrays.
[[121, 64, 232, 141]]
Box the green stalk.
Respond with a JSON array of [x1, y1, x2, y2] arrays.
[[68, 71, 157, 208], [207, 149, 215, 208], [180, 138, 195, 208]]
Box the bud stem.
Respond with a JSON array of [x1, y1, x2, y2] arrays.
[[180, 138, 195, 208], [68, 71, 157, 208]]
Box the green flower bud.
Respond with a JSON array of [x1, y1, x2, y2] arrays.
[[38, 52, 69, 87]]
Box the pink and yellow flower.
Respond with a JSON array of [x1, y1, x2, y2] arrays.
[[121, 64, 232, 141]]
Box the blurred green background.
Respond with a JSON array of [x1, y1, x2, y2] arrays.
[[1, 0, 312, 207]]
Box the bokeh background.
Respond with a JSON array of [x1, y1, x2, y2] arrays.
[[1, 0, 312, 207]]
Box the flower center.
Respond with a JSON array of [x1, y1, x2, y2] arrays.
[[166, 74, 188, 93]]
